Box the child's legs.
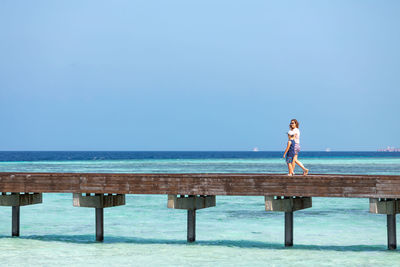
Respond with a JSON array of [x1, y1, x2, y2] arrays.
[[287, 162, 293, 174]]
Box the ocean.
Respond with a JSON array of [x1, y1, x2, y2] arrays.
[[0, 151, 399, 266]]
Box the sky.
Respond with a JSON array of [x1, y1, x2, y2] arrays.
[[0, 0, 399, 151]]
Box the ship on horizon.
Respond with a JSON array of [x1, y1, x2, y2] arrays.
[[377, 146, 400, 152]]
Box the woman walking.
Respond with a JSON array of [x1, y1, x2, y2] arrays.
[[289, 119, 309, 175]]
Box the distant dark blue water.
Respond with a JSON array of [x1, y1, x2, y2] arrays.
[[0, 151, 399, 162]]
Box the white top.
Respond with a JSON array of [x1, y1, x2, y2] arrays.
[[292, 128, 300, 144]]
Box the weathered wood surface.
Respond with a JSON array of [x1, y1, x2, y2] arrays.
[[0, 172, 400, 198]]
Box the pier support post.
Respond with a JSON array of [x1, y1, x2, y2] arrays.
[[168, 195, 216, 243], [369, 198, 400, 250], [12, 206, 20, 237], [265, 196, 312, 247], [187, 209, 196, 242], [285, 211, 293, 247], [387, 214, 396, 250], [0, 192, 42, 237], [73, 193, 125, 242], [96, 207, 104, 242]]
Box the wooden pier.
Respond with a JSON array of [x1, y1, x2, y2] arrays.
[[0, 172, 400, 249]]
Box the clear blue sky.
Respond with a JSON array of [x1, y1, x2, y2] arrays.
[[0, 1, 399, 151]]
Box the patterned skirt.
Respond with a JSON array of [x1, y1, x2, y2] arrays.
[[294, 143, 301, 155]]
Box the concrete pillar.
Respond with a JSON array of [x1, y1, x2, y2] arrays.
[[187, 209, 196, 242], [370, 198, 399, 250], [265, 196, 312, 247], [96, 208, 104, 242], [0, 192, 42, 237], [285, 211, 293, 247], [387, 214, 396, 250], [168, 195, 216, 242], [12, 206, 20, 237], [73, 193, 125, 242]]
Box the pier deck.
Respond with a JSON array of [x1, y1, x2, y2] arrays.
[[0, 172, 399, 198], [1, 172, 400, 249]]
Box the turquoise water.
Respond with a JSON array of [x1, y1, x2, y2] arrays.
[[0, 152, 400, 266], [1, 157, 400, 175]]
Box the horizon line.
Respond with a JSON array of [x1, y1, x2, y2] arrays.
[[0, 150, 394, 152]]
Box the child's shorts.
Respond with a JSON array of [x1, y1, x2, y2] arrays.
[[286, 156, 294, 164]]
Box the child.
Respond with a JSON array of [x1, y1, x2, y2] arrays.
[[283, 131, 296, 176]]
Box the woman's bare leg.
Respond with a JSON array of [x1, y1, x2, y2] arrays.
[[295, 158, 306, 170], [292, 155, 299, 172], [293, 155, 309, 175]]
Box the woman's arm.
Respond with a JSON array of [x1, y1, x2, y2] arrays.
[[283, 141, 291, 158]]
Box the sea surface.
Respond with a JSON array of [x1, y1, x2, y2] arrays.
[[0, 151, 400, 266]]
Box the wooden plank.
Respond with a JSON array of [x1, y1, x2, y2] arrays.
[[0, 172, 399, 198]]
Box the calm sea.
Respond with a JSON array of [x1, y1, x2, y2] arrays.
[[0, 151, 400, 266]]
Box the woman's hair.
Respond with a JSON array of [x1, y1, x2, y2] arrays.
[[291, 119, 299, 128]]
